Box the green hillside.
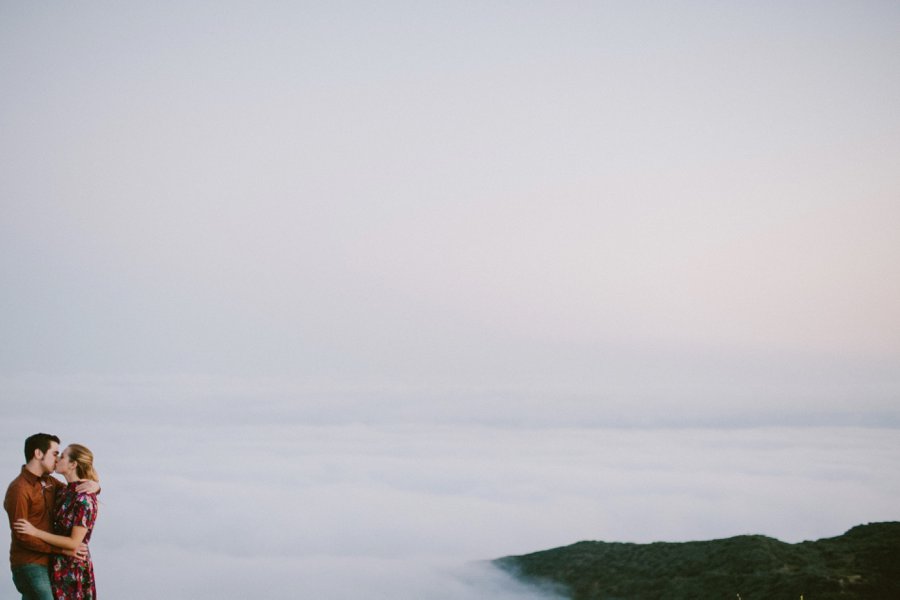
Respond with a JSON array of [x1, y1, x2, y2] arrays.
[[494, 522, 900, 600]]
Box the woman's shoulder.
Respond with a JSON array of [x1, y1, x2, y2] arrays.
[[73, 490, 99, 506]]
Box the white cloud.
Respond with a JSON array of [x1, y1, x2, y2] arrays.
[[91, 548, 565, 600], [2, 379, 899, 598]]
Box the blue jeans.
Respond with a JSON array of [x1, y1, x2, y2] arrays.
[[11, 563, 53, 600]]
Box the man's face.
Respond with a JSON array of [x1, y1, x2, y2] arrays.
[[36, 442, 60, 475]]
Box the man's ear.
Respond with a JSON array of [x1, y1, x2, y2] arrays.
[[33, 449, 43, 461]]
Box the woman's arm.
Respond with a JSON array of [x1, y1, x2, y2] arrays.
[[12, 519, 87, 551]]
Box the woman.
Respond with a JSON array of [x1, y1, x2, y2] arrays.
[[14, 444, 99, 600]]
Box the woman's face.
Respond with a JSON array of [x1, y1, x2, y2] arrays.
[[55, 447, 75, 476]]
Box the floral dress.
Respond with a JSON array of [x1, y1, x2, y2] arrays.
[[51, 482, 99, 600]]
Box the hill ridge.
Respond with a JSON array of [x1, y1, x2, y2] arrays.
[[494, 522, 900, 599]]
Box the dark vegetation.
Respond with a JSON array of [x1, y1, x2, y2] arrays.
[[494, 522, 900, 600]]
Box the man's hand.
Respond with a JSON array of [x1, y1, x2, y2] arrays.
[[61, 544, 89, 561], [75, 543, 89, 561], [75, 480, 100, 495]]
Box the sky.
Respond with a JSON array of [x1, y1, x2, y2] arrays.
[[1, 2, 899, 598]]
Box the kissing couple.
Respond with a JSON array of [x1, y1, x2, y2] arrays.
[[5, 433, 101, 600]]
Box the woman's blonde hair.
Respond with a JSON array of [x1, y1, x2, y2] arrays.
[[66, 444, 99, 483]]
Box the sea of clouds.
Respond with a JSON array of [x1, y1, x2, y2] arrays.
[[1, 375, 898, 599]]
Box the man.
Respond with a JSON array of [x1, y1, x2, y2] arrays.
[[4, 433, 98, 600]]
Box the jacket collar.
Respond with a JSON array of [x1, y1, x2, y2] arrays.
[[20, 465, 51, 485]]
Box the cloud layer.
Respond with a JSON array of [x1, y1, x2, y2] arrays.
[[2, 381, 898, 599]]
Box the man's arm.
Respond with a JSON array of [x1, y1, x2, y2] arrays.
[[74, 480, 100, 495], [61, 544, 90, 561]]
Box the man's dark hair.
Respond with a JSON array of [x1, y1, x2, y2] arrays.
[[24, 433, 60, 462]]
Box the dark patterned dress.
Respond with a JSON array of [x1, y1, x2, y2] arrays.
[[50, 482, 98, 600]]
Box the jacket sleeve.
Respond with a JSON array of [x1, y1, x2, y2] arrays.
[[5, 484, 56, 554]]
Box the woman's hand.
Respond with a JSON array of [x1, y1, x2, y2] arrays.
[[13, 518, 38, 537]]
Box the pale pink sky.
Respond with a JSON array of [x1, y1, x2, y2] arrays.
[[1, 4, 899, 595]]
